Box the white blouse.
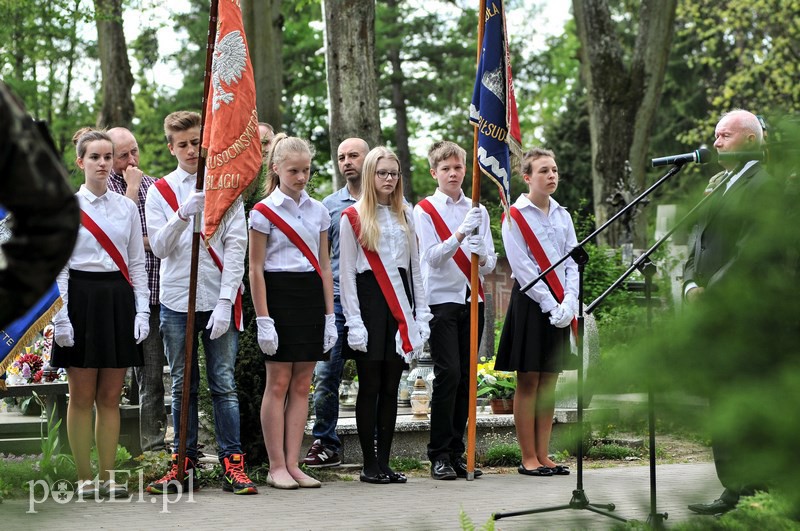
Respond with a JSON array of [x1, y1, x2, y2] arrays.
[[502, 194, 578, 312], [339, 203, 429, 328], [249, 188, 330, 273], [57, 185, 150, 314]]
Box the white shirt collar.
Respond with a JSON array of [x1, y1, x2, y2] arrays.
[[78, 184, 109, 203], [514, 193, 563, 214], [173, 166, 197, 184], [432, 188, 467, 206], [271, 186, 310, 208]]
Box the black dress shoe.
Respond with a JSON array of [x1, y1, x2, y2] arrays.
[[359, 470, 390, 484], [452, 457, 483, 478], [517, 464, 553, 476], [430, 459, 457, 480], [387, 471, 407, 483], [687, 498, 736, 515]]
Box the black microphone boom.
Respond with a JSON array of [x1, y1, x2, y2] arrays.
[[651, 147, 712, 167]]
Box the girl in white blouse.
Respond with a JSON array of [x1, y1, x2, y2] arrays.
[[51, 128, 150, 498], [248, 134, 336, 489], [339, 147, 431, 484], [495, 147, 578, 477]]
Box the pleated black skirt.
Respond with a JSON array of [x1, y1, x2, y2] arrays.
[[494, 281, 569, 373], [51, 270, 143, 369], [265, 270, 327, 362], [342, 269, 411, 363]]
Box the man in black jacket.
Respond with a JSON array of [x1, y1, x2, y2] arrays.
[[684, 109, 769, 516]]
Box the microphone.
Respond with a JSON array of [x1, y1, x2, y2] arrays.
[[716, 150, 766, 163], [651, 148, 712, 167]]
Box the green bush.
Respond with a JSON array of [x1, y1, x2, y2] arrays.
[[481, 442, 521, 466]]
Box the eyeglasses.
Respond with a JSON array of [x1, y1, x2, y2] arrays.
[[376, 170, 401, 181]]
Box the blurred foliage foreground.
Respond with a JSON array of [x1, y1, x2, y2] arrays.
[[605, 117, 800, 516]]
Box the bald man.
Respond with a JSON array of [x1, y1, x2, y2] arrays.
[[684, 110, 771, 515], [303, 137, 369, 468], [107, 127, 167, 454]]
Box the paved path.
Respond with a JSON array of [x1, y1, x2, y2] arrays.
[[7, 462, 722, 530]]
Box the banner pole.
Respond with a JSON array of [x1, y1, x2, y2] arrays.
[[177, 0, 218, 483], [466, 0, 487, 481]]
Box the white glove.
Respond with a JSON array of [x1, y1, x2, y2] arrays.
[[206, 299, 232, 340], [417, 318, 431, 343], [549, 303, 573, 329], [467, 234, 487, 259], [133, 312, 150, 344], [256, 316, 278, 356], [562, 293, 579, 318], [347, 324, 368, 353], [178, 190, 205, 219], [457, 207, 482, 236], [323, 314, 337, 352], [54, 320, 74, 348]]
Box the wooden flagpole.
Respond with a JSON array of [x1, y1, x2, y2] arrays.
[[466, 0, 487, 481], [177, 0, 219, 483]]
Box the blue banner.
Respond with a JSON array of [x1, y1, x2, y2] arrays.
[[0, 207, 62, 389], [469, 0, 522, 210]]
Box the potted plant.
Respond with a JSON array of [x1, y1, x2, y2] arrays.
[[477, 359, 516, 414]]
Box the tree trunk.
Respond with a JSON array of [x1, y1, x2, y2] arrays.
[[572, 0, 677, 247], [385, 0, 414, 201], [323, 0, 381, 190], [94, 0, 134, 128], [242, 0, 283, 130]]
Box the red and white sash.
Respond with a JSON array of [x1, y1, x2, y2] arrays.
[[342, 206, 422, 359], [509, 206, 577, 336], [153, 178, 244, 331], [252, 202, 321, 277], [417, 198, 485, 302], [78, 195, 132, 286]]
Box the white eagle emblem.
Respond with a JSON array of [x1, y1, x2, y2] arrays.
[[211, 29, 248, 112]]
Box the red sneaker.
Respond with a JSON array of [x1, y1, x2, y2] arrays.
[[222, 453, 258, 495]]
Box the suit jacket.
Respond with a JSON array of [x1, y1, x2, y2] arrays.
[[684, 161, 770, 290]]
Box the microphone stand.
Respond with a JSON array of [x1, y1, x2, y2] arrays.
[[585, 171, 733, 528], [494, 162, 692, 524]]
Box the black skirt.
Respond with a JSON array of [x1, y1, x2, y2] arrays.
[[494, 281, 569, 373], [342, 269, 411, 364], [51, 270, 143, 369], [265, 270, 327, 362]]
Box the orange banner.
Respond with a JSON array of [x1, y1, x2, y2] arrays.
[[202, 0, 261, 241]]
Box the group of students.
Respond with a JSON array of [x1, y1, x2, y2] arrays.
[[51, 109, 579, 497]]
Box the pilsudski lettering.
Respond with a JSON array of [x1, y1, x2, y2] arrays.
[[475, 115, 508, 142], [205, 173, 241, 190]]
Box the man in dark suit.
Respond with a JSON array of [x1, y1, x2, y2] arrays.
[[684, 109, 769, 515]]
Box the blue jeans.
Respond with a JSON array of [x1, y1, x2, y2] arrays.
[[311, 298, 345, 452], [160, 305, 242, 460]]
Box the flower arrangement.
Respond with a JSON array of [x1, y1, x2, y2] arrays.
[[477, 358, 516, 400], [5, 324, 64, 386]]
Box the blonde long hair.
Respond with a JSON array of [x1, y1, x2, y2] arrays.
[[262, 133, 315, 197], [356, 146, 410, 252]]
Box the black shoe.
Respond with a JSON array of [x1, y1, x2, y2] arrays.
[[452, 456, 483, 478], [431, 459, 457, 480], [688, 498, 736, 515], [359, 470, 390, 484], [517, 464, 553, 476]]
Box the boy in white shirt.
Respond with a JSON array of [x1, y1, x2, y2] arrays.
[[144, 111, 256, 495], [413, 141, 497, 480]]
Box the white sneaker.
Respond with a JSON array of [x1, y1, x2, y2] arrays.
[[76, 479, 99, 499], [100, 479, 128, 498]]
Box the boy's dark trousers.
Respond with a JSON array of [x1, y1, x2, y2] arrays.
[[426, 301, 484, 462]]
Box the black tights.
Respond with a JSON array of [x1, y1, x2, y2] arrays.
[[355, 358, 405, 476]]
